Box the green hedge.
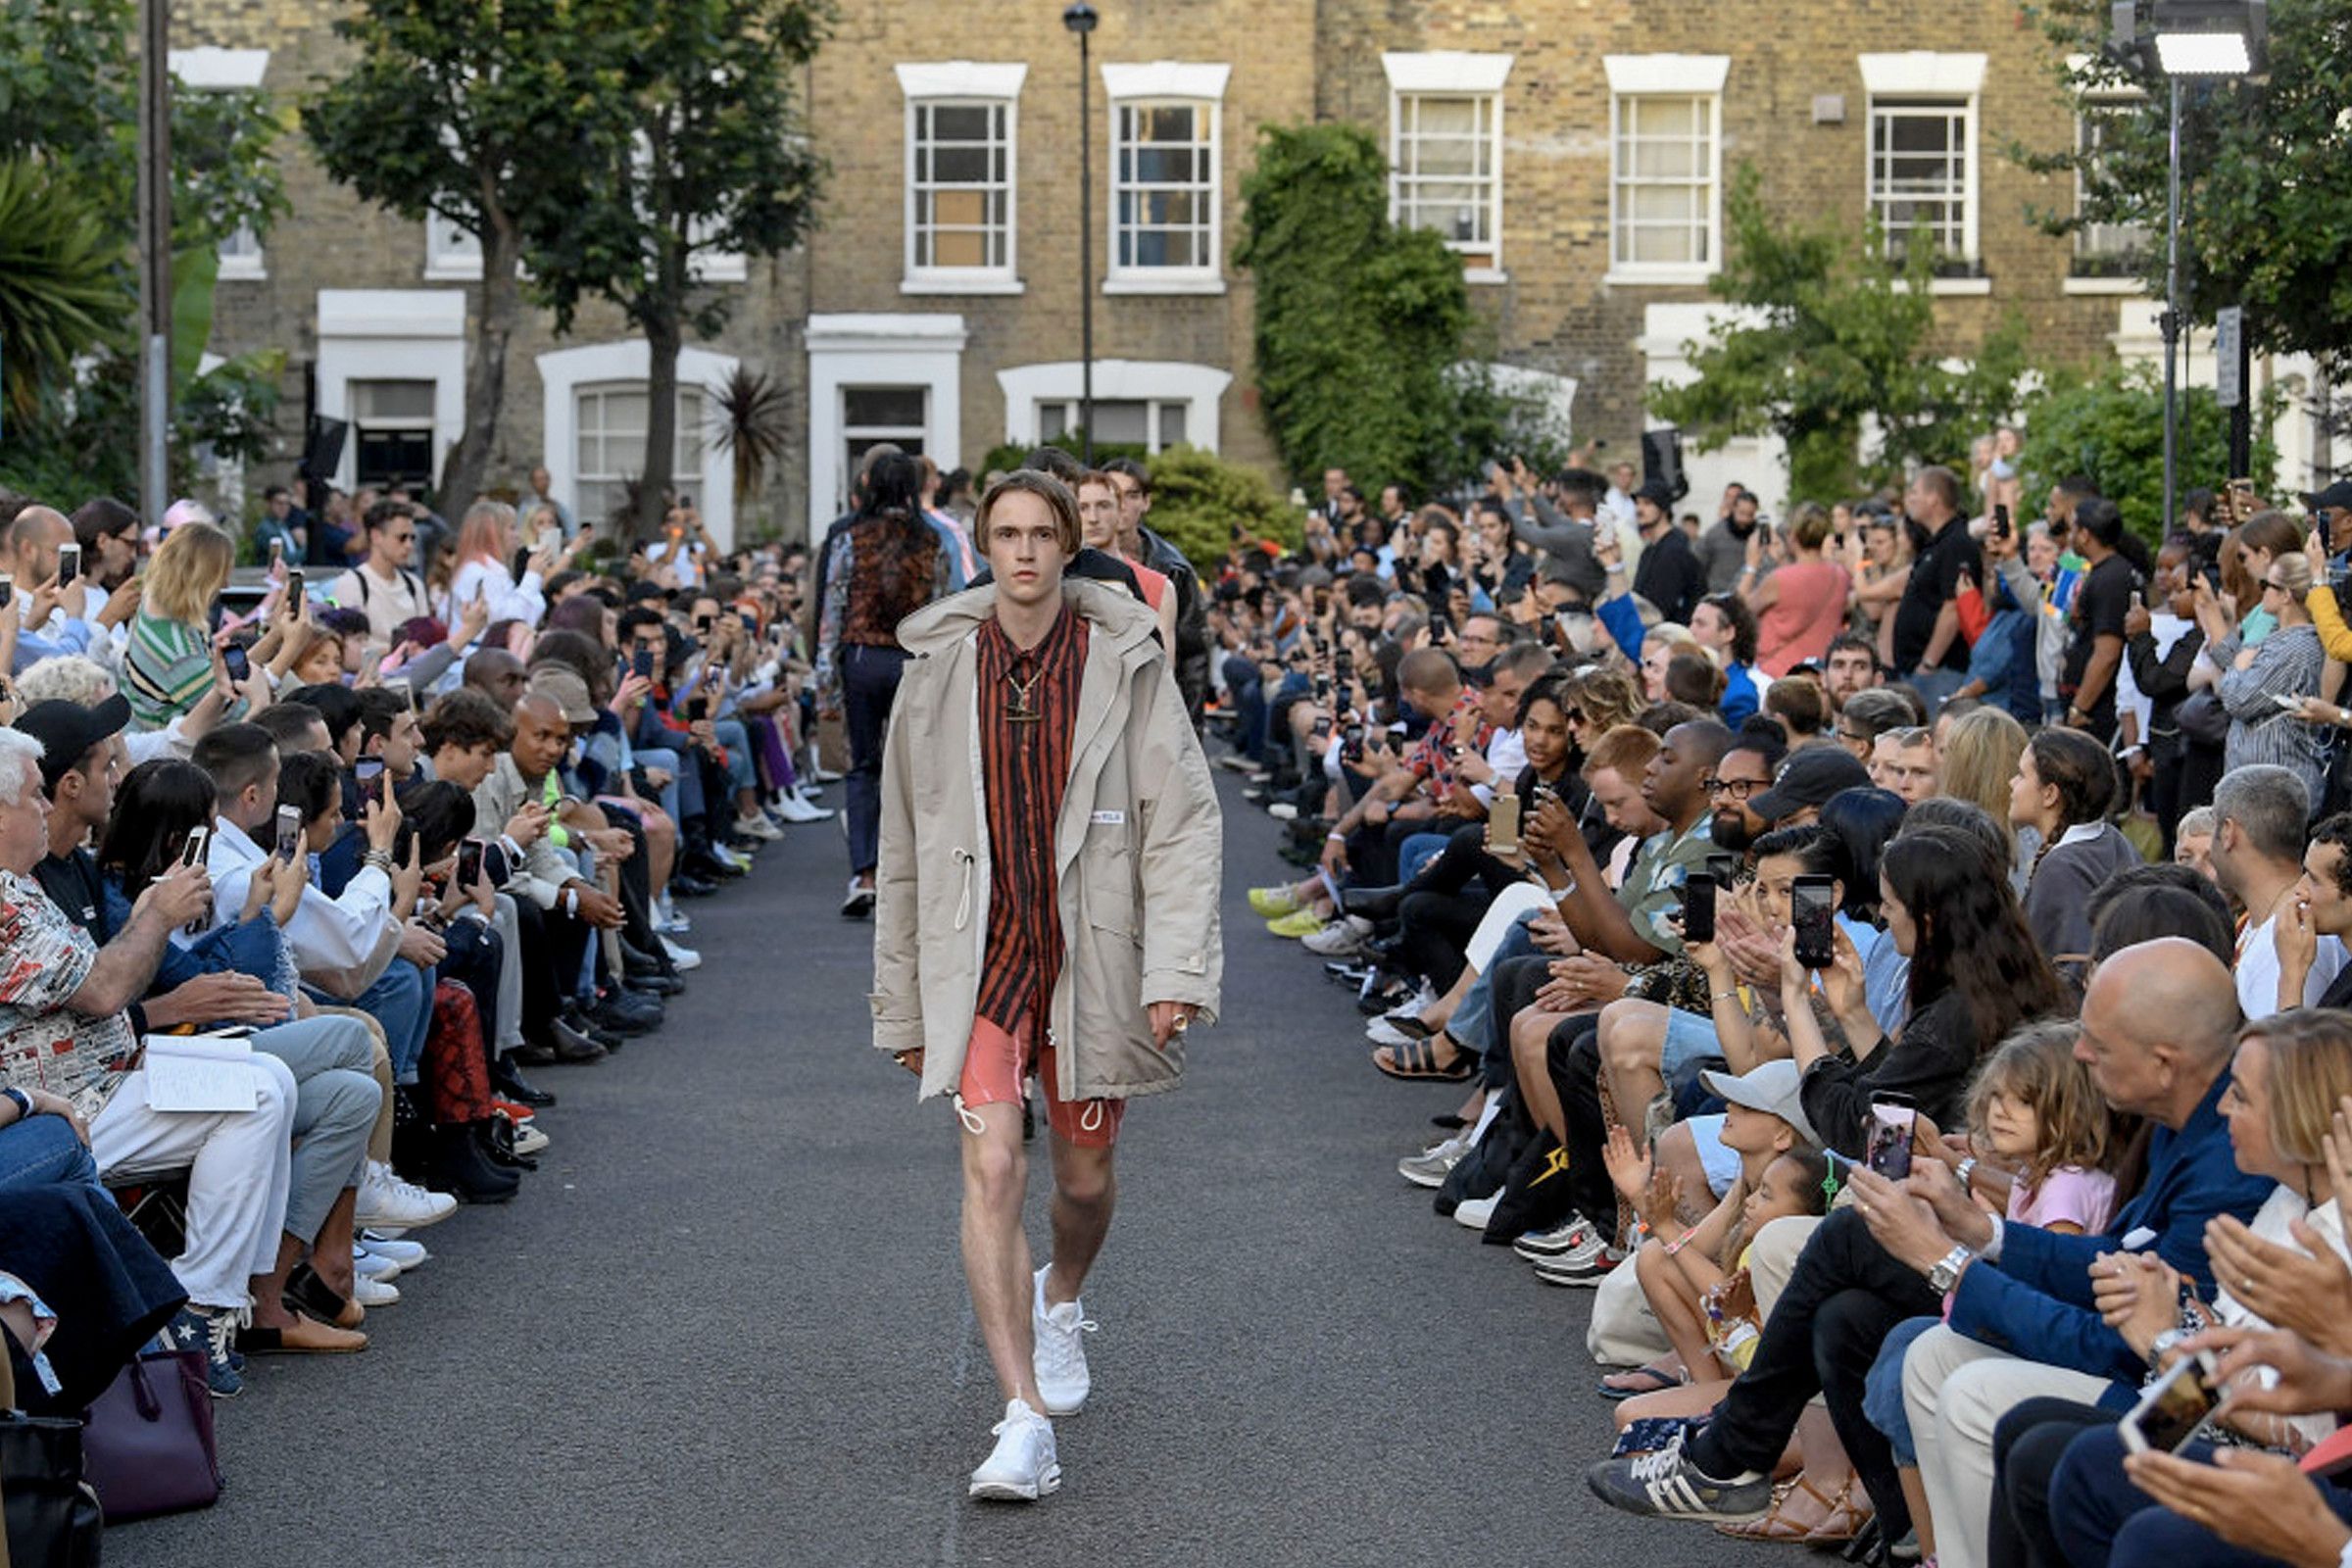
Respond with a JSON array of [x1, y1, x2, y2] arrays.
[[2019, 366, 2279, 546], [1143, 445, 1299, 575]]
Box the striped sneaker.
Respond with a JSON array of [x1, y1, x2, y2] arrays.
[[1587, 1430, 1771, 1522]]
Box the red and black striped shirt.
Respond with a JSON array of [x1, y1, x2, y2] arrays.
[[973, 604, 1091, 1033]]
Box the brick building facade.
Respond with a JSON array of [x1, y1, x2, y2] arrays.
[[179, 0, 2308, 545]]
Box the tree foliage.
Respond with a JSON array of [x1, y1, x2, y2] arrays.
[[1237, 122, 1551, 497], [1649, 164, 2039, 503], [1143, 445, 1301, 576], [304, 0, 615, 513], [2017, 365, 2278, 546], [0, 160, 126, 424], [2021, 0, 2352, 377]]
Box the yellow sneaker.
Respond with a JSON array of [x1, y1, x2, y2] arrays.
[[1267, 907, 1326, 939], [1249, 885, 1303, 918]]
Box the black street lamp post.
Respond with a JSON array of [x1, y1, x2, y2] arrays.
[[1063, 2, 1099, 466]]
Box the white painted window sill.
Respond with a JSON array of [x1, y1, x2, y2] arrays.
[[1603, 268, 1712, 288], [1102, 274, 1227, 296], [423, 260, 485, 282], [217, 257, 268, 281], [1890, 276, 1993, 297], [2063, 274, 2146, 296], [901, 276, 1025, 296], [691, 258, 749, 283], [1464, 267, 1510, 286]]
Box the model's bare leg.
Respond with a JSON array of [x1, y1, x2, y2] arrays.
[[959, 1101, 1046, 1409], [1043, 1134, 1116, 1305]]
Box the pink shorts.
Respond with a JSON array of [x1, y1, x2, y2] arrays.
[[957, 1013, 1124, 1149]]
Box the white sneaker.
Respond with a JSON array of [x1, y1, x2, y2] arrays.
[[1364, 1017, 1412, 1048], [354, 1161, 457, 1231], [654, 898, 691, 935], [1031, 1265, 1098, 1416], [811, 765, 846, 785], [509, 1121, 551, 1156], [968, 1398, 1059, 1501], [772, 793, 832, 824], [1452, 1192, 1502, 1231], [1301, 915, 1373, 956], [841, 880, 876, 917], [352, 1245, 402, 1281], [733, 812, 783, 842], [360, 1234, 429, 1269], [353, 1274, 401, 1308], [1266, 802, 1299, 822], [660, 935, 703, 971]]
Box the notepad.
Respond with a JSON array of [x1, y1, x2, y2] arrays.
[[143, 1033, 259, 1113]]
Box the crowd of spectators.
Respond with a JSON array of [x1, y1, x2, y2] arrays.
[[1225, 454, 2352, 1567], [0, 476, 831, 1531]]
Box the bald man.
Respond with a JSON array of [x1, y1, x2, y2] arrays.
[[463, 649, 528, 712], [1590, 939, 2274, 1544], [5, 505, 110, 672]]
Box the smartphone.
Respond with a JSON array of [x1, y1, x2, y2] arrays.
[[269, 539, 284, 569], [0, 574, 15, 610], [1315, 674, 1333, 703], [179, 826, 211, 868], [456, 838, 485, 889], [1683, 870, 1718, 944], [2117, 1349, 2223, 1455], [1429, 612, 1451, 642], [1488, 794, 1522, 858], [511, 546, 532, 581], [695, 614, 713, 636], [1865, 1092, 1918, 1180], [2273, 692, 2307, 711], [738, 611, 757, 634], [355, 758, 386, 786], [273, 804, 304, 861], [1992, 504, 2011, 541], [54, 544, 78, 587], [1705, 851, 1741, 889], [683, 697, 709, 723], [1792, 874, 1837, 969], [385, 677, 413, 710], [221, 644, 251, 683], [287, 569, 304, 604], [631, 649, 655, 680], [1311, 712, 1333, 740]]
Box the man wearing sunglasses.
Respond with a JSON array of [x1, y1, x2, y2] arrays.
[[329, 501, 430, 647]]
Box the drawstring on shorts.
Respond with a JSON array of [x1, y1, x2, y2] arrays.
[[952, 1094, 987, 1137]]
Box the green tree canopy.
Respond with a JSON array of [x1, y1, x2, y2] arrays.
[[2024, 0, 2352, 378], [2017, 365, 2278, 545], [1648, 164, 2037, 503]]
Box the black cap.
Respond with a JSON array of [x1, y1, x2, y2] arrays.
[[1634, 477, 1679, 508], [16, 695, 130, 794], [2302, 480, 2352, 513], [1749, 745, 1871, 823]]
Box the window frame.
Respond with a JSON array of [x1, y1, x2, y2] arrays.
[[1602, 56, 1729, 284], [896, 63, 1027, 296], [2068, 64, 2151, 282], [572, 380, 707, 529], [1857, 53, 1986, 278], [1101, 62, 1230, 296], [170, 48, 271, 280], [1382, 51, 1513, 283]]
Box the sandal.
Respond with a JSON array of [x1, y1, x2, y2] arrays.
[[1800, 1477, 1876, 1544], [1597, 1360, 1687, 1400], [1373, 1037, 1475, 1082], [1715, 1476, 1869, 1543]]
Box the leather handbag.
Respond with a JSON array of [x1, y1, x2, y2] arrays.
[[80, 1347, 222, 1521], [2176, 689, 2230, 747], [0, 1410, 103, 1567]]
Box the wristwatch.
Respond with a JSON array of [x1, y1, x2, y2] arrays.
[[1927, 1244, 1975, 1296], [1955, 1156, 1979, 1194], [0, 1087, 30, 1123]]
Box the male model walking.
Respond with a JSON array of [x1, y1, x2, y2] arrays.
[[870, 468, 1222, 1501]]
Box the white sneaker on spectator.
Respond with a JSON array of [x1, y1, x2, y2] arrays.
[[1266, 803, 1298, 822], [661, 936, 703, 971], [968, 1398, 1059, 1501], [654, 897, 691, 935], [1301, 915, 1373, 956], [733, 811, 783, 842], [1387, 984, 1440, 1024], [811, 765, 846, 785], [1397, 1134, 1470, 1188], [1512, 1215, 1597, 1261], [509, 1121, 551, 1156], [772, 793, 832, 824], [1031, 1265, 1097, 1416], [352, 1245, 402, 1282], [1364, 1017, 1412, 1048], [353, 1274, 401, 1308], [355, 1160, 457, 1231], [1452, 1192, 1502, 1230], [360, 1234, 429, 1269]]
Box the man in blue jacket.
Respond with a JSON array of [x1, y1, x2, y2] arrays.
[[1587, 939, 2270, 1547]]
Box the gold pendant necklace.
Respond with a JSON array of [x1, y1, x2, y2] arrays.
[[1004, 662, 1044, 723]]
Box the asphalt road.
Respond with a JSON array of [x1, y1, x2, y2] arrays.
[[108, 774, 1759, 1568]]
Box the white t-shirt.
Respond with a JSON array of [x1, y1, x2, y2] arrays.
[[2235, 911, 2346, 1021]]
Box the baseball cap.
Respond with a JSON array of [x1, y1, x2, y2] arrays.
[[1698, 1058, 1821, 1149], [1749, 746, 1871, 823], [525, 667, 598, 726], [15, 695, 131, 794], [2302, 479, 2352, 513]]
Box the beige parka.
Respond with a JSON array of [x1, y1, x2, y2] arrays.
[[867, 578, 1224, 1105]]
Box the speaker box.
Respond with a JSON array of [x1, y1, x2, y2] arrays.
[[1642, 427, 1689, 506]]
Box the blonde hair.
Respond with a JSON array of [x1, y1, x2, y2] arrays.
[[1788, 502, 1836, 553], [143, 519, 235, 625], [455, 499, 516, 567], [2269, 550, 2314, 602], [15, 655, 115, 709], [1937, 706, 2030, 851], [2243, 1009, 2352, 1167], [1967, 1020, 2124, 1189], [1563, 666, 1642, 733]]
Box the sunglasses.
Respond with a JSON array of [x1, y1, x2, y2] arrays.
[[1562, 708, 1587, 724]]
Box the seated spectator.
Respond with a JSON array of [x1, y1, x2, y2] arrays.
[[2011, 727, 2143, 968]]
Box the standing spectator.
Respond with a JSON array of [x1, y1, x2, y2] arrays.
[[328, 501, 432, 648], [813, 451, 947, 918], [447, 499, 557, 626], [1601, 461, 1641, 530], [1690, 593, 1762, 726], [524, 464, 577, 544], [255, 484, 309, 564], [1750, 503, 1853, 676], [2125, 534, 2213, 856], [1823, 634, 1883, 711], [1696, 487, 1763, 595], [1888, 466, 1975, 709], [2058, 498, 2136, 742], [2213, 551, 2328, 810], [122, 519, 238, 732], [1632, 480, 1704, 626]]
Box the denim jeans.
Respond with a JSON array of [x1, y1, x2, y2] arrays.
[[2052, 1423, 2352, 1568], [1454, 917, 1537, 1065], [313, 959, 433, 1086], [1223, 654, 1267, 760], [0, 1112, 101, 1195], [843, 643, 909, 875], [635, 745, 686, 824], [710, 717, 758, 795], [1397, 832, 1450, 884]]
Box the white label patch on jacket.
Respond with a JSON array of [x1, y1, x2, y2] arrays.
[[1091, 810, 1126, 825]]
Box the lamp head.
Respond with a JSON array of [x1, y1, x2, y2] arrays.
[[2149, 0, 2268, 76], [1062, 1, 1099, 34]]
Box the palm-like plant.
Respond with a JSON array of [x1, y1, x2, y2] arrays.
[[0, 159, 129, 425], [710, 364, 794, 510]]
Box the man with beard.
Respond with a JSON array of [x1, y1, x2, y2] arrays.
[[1823, 635, 1882, 712], [1698, 487, 1765, 595], [1702, 733, 1787, 856]]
